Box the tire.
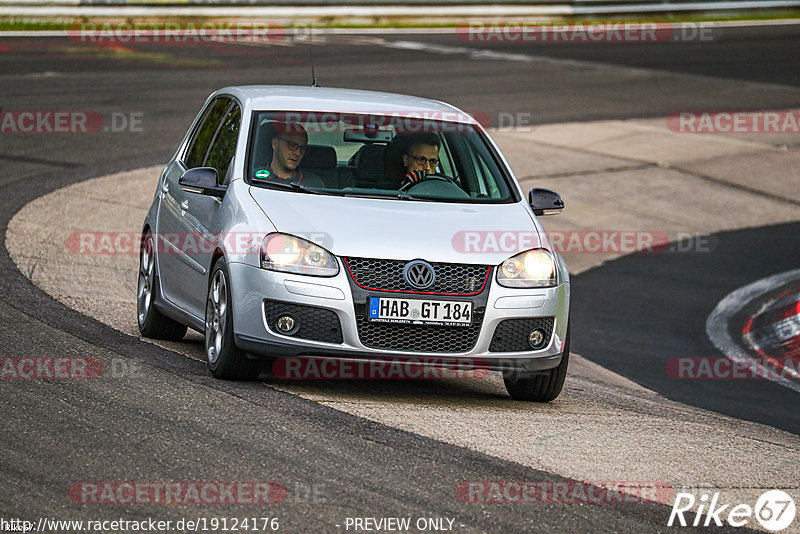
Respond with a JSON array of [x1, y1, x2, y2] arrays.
[[137, 233, 188, 341], [205, 257, 261, 380], [503, 323, 570, 402]]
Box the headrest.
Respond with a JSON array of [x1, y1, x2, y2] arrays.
[[251, 120, 276, 171], [303, 145, 336, 170], [355, 144, 386, 179]]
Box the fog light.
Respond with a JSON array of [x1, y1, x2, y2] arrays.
[[276, 314, 298, 334], [528, 328, 546, 349]]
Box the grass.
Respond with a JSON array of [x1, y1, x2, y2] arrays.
[[0, 20, 73, 31]]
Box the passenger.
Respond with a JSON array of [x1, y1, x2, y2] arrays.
[[254, 122, 324, 187]]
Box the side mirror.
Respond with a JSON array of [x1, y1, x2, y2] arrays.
[[528, 188, 564, 216], [179, 167, 226, 198]]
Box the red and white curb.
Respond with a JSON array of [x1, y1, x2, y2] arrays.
[[706, 269, 800, 393], [743, 288, 800, 358]]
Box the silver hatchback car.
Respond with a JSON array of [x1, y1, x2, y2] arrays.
[[138, 86, 571, 401]]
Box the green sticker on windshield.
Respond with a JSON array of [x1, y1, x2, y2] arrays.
[[255, 169, 270, 180]]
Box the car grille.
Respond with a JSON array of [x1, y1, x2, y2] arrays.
[[489, 317, 555, 352], [264, 300, 343, 344], [344, 257, 490, 295], [355, 309, 485, 353]]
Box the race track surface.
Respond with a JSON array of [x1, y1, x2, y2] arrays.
[[1, 26, 798, 533]]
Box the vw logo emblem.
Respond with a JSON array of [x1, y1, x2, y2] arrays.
[[403, 260, 436, 290]]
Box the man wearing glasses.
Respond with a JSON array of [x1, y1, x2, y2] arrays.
[[401, 133, 441, 186], [258, 122, 324, 186]]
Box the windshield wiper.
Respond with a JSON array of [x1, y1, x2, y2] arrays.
[[257, 182, 437, 201], [255, 180, 338, 196], [344, 191, 435, 201]]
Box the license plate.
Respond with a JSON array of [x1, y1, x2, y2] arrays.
[[368, 297, 472, 327]]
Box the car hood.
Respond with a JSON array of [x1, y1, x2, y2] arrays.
[[248, 187, 544, 265]]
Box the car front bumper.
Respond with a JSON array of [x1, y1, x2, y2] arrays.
[[228, 260, 570, 373]]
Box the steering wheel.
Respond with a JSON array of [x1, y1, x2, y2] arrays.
[[399, 172, 458, 192]]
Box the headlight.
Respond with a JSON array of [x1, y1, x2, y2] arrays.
[[260, 233, 339, 277], [497, 249, 557, 288]]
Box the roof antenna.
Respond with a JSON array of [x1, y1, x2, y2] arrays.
[[309, 49, 319, 87]]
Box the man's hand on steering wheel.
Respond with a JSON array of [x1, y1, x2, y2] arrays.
[[404, 170, 428, 186]]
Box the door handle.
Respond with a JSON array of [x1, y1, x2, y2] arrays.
[[180, 200, 189, 216]]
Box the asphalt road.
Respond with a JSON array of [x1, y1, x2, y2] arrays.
[[1, 25, 798, 531], [571, 222, 800, 434]]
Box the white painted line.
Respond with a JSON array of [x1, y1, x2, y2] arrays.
[[706, 268, 800, 394], [382, 39, 549, 63], [375, 38, 610, 71]]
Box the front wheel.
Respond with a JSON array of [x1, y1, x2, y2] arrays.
[[205, 258, 261, 380], [503, 323, 569, 402]]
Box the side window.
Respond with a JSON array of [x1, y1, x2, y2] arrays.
[[436, 136, 456, 177], [184, 99, 231, 170], [205, 105, 241, 184], [466, 134, 510, 199]]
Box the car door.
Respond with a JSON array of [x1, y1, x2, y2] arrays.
[[156, 97, 237, 319], [180, 101, 242, 318]]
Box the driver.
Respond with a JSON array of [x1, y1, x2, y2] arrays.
[[401, 134, 441, 186]]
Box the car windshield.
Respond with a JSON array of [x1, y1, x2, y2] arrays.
[[246, 111, 518, 203]]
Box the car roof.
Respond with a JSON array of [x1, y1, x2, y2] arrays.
[[217, 85, 478, 124]]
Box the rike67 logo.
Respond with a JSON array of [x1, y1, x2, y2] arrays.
[[668, 490, 795, 531]]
